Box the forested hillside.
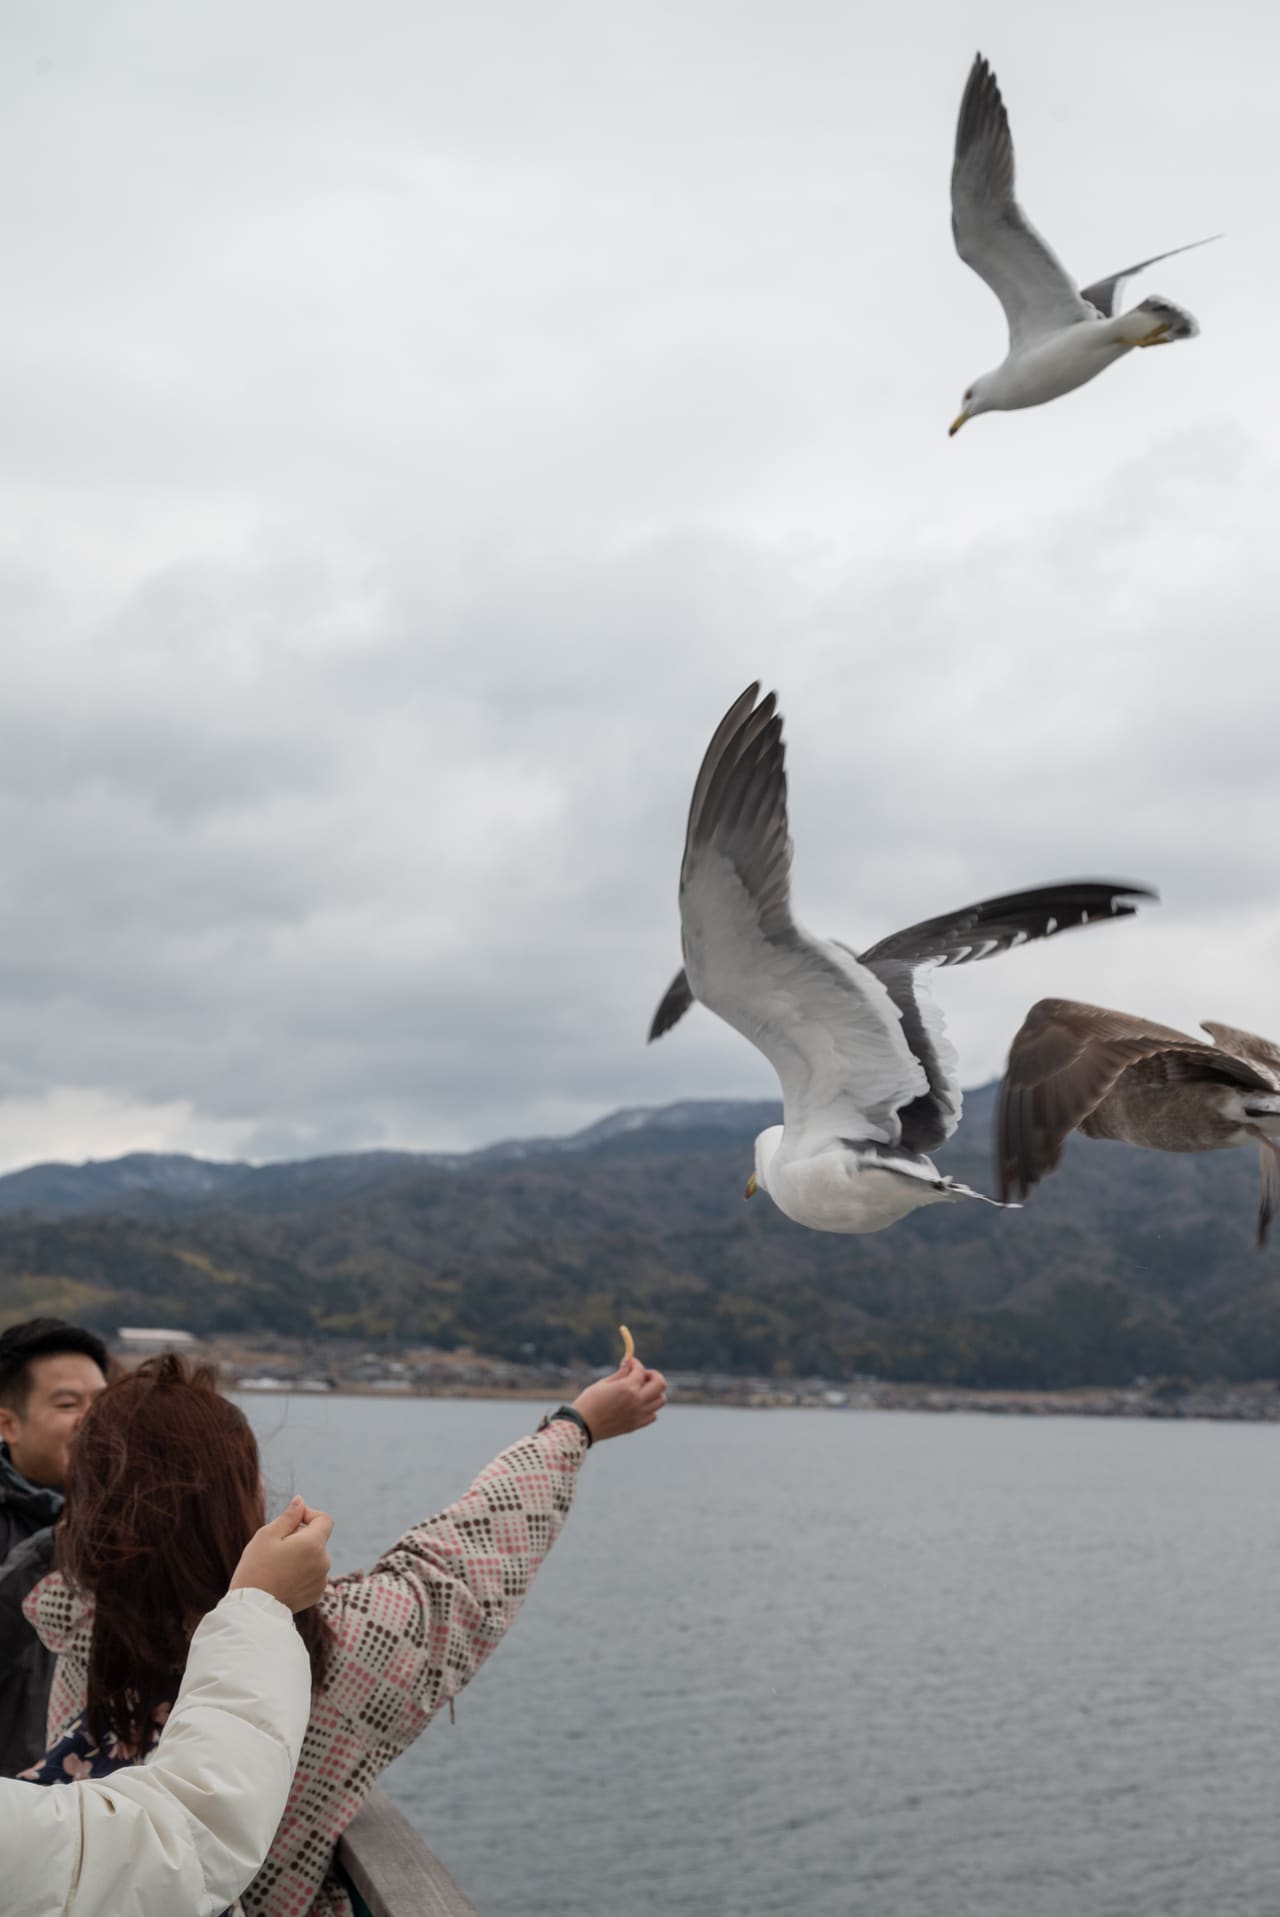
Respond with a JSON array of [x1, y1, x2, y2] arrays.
[[0, 1089, 1276, 1386]]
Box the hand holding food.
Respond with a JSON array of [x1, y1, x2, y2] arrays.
[[572, 1345, 666, 1441]]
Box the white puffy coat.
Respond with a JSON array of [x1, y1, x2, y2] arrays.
[[1, 1586, 309, 1917]]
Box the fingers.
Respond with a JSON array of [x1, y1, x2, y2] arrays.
[[302, 1509, 335, 1546], [264, 1497, 334, 1544], [625, 1368, 666, 1430], [264, 1495, 307, 1538]]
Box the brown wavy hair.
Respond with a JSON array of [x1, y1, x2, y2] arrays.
[[60, 1353, 329, 1750]]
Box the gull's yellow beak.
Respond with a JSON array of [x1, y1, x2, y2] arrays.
[[948, 410, 970, 438], [744, 1172, 757, 1199]]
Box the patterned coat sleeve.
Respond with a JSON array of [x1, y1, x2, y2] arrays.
[[318, 1418, 587, 1762]]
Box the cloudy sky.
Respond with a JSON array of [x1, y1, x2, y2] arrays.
[[0, 0, 1276, 1170]]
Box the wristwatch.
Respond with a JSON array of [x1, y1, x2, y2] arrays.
[[537, 1404, 593, 1447]]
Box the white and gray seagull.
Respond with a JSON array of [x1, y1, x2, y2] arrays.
[[949, 53, 1218, 434], [648, 684, 1157, 1235]]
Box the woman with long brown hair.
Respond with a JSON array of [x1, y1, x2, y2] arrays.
[[25, 1349, 666, 1916], [7, 1497, 331, 1917]]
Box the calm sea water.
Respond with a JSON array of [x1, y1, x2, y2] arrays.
[[239, 1395, 1280, 1917]]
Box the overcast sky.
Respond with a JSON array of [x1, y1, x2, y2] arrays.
[[0, 0, 1276, 1171]]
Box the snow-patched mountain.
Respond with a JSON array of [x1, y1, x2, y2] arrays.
[[0, 1099, 788, 1218]]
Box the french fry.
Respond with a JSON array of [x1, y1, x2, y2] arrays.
[[618, 1323, 635, 1364]]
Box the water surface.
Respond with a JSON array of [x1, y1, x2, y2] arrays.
[[241, 1395, 1280, 1917]]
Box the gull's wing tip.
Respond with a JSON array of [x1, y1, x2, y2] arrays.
[[647, 967, 696, 1043]]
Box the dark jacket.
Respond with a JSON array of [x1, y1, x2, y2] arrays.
[[0, 1443, 62, 1775]]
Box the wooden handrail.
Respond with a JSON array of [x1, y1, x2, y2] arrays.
[[338, 1786, 481, 1917]]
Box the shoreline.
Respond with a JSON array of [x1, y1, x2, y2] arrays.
[[110, 1334, 1280, 1423]]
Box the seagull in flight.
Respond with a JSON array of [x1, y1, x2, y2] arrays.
[[949, 53, 1218, 434], [998, 1001, 1280, 1246], [648, 684, 1157, 1234]]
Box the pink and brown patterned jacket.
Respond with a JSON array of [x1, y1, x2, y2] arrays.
[[26, 1418, 588, 1916]]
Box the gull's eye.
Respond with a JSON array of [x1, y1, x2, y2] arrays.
[[964, 388, 973, 403]]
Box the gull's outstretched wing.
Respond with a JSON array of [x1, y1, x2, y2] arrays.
[[859, 882, 1157, 970], [1200, 1019, 1280, 1091], [858, 881, 1157, 1155], [674, 685, 926, 1148], [1080, 234, 1221, 318], [997, 999, 1222, 1201], [951, 54, 1094, 351]]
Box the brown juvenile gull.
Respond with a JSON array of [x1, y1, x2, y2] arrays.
[[948, 53, 1219, 434], [997, 1001, 1280, 1245], [647, 682, 1157, 1235]]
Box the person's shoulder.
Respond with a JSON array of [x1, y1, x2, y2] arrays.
[[0, 1487, 29, 1561], [0, 1525, 53, 1601], [0, 1523, 53, 1574]]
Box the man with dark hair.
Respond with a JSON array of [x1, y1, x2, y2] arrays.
[[0, 1317, 108, 1774]]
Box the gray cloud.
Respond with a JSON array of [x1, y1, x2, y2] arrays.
[[0, 1, 1276, 1169]]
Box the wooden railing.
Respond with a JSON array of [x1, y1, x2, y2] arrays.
[[338, 1786, 480, 1917]]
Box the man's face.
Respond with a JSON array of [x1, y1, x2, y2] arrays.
[[0, 1352, 107, 1489]]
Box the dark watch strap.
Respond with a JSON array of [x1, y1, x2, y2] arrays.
[[538, 1404, 593, 1447]]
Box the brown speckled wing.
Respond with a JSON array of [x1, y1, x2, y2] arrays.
[[996, 998, 1207, 1203]]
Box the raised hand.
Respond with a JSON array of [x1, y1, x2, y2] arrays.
[[572, 1355, 667, 1442], [230, 1495, 334, 1611]]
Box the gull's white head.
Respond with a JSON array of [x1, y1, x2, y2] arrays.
[[949, 372, 998, 436], [744, 1125, 784, 1201]]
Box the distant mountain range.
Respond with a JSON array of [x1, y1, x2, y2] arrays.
[[0, 1089, 1277, 1389], [0, 1098, 784, 1214]]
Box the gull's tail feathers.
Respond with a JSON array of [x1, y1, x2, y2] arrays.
[[940, 1177, 1018, 1209], [1114, 296, 1199, 346], [856, 1152, 1017, 1210]]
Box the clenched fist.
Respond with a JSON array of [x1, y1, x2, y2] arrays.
[[572, 1355, 667, 1442]]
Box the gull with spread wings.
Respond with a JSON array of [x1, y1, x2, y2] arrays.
[[998, 1001, 1280, 1245], [949, 53, 1218, 434], [648, 684, 1157, 1234]]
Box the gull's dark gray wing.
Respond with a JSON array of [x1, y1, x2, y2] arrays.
[[1079, 234, 1221, 317], [856, 881, 1156, 1156], [646, 682, 773, 1045], [662, 684, 927, 1148], [951, 53, 1092, 350], [858, 880, 1157, 970], [850, 957, 961, 1154]]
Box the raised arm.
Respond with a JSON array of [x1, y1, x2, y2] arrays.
[[325, 1358, 666, 1760]]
